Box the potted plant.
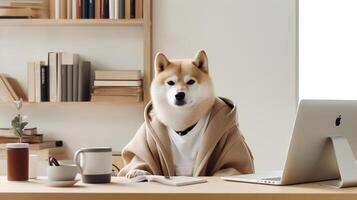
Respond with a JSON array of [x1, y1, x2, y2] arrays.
[[11, 98, 28, 142], [7, 98, 30, 181]]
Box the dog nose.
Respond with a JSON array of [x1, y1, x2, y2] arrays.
[[175, 92, 185, 101]]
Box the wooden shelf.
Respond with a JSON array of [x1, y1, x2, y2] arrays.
[[0, 101, 144, 106], [0, 19, 144, 26]]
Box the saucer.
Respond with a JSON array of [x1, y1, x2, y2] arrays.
[[46, 179, 80, 187]]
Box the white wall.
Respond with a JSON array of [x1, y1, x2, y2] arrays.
[[153, 0, 298, 171], [300, 0, 357, 100], [0, 0, 297, 172]]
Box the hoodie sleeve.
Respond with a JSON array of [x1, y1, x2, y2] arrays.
[[211, 125, 255, 176], [118, 124, 156, 176]]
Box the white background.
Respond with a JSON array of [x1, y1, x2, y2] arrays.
[[299, 0, 357, 100], [0, 0, 297, 173]]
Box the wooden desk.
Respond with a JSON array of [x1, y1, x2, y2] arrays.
[[0, 176, 356, 200]]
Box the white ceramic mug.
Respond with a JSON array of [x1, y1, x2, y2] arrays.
[[73, 147, 112, 183]]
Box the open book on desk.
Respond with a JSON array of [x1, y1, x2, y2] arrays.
[[128, 175, 207, 186]]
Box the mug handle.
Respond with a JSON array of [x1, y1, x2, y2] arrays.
[[73, 148, 84, 174]]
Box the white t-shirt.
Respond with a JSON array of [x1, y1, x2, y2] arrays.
[[167, 112, 211, 176]]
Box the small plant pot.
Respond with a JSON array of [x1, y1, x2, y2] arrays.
[[7, 143, 29, 181]]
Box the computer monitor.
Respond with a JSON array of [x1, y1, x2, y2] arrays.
[[223, 100, 357, 188], [282, 100, 357, 187]]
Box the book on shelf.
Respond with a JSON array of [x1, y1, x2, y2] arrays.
[[91, 94, 142, 102], [93, 86, 142, 96], [0, 127, 38, 136], [78, 61, 91, 101], [67, 0, 72, 19], [40, 64, 49, 102], [135, 0, 142, 18], [29, 140, 63, 150], [95, 70, 141, 80], [0, 6, 31, 18], [28, 61, 47, 102], [118, 0, 124, 18], [60, 0, 67, 19], [82, 0, 89, 18], [94, 0, 100, 18], [29, 52, 91, 102], [88, 0, 95, 18], [130, 0, 135, 18], [0, 75, 27, 102], [109, 0, 114, 19], [124, 0, 130, 19], [94, 80, 142, 87], [0, 146, 68, 160], [92, 69, 143, 102], [0, 134, 43, 144], [77, 0, 82, 18], [48, 0, 141, 20]]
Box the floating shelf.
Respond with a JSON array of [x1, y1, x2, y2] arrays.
[[0, 19, 144, 26]]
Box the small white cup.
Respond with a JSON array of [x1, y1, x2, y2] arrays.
[[29, 154, 39, 179], [47, 165, 78, 181]]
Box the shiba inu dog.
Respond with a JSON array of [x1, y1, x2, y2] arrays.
[[150, 50, 216, 132], [119, 50, 254, 178]]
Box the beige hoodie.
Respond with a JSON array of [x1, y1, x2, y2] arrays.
[[118, 97, 254, 177]]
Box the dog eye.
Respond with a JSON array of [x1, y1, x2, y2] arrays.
[[186, 79, 196, 85], [167, 80, 175, 86]]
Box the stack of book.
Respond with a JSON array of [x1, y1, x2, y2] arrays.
[[0, 75, 27, 102], [0, 127, 68, 160], [49, 0, 143, 20], [92, 70, 142, 102], [27, 52, 91, 102], [0, 0, 48, 19]]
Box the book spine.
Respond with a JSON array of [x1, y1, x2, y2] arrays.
[[61, 65, 67, 101], [82, 0, 89, 18], [130, 0, 135, 18], [67, 65, 73, 101], [109, 0, 115, 19], [118, 0, 124, 18], [125, 0, 130, 19], [135, 0, 142, 18], [72, 0, 77, 19], [67, 0, 72, 19], [49, 0, 55, 19], [100, 0, 105, 18], [27, 62, 36, 102], [55, 0, 60, 19], [60, 0, 67, 19], [114, 0, 119, 19], [104, 0, 109, 18], [40, 65, 49, 102], [77, 0, 82, 18], [57, 53, 62, 102], [95, 0, 101, 19], [89, 0, 95, 18], [48, 52, 58, 102]]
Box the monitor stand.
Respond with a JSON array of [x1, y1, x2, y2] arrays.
[[325, 136, 357, 188]]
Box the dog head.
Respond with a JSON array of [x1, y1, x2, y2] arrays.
[[150, 50, 215, 131]]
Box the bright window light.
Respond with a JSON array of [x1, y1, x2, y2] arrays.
[[299, 0, 357, 100]]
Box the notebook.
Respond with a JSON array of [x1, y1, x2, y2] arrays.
[[127, 175, 207, 186]]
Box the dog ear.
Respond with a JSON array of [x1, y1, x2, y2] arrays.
[[155, 52, 170, 75], [193, 50, 209, 73]]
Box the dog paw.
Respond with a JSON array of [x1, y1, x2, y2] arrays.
[[126, 169, 151, 178]]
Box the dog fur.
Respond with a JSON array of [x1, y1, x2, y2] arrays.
[[150, 50, 216, 131]]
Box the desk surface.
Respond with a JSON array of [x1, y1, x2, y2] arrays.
[[0, 176, 357, 200]]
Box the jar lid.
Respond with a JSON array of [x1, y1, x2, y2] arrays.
[[6, 143, 29, 149]]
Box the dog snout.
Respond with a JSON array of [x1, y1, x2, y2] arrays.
[[175, 92, 185, 101]]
